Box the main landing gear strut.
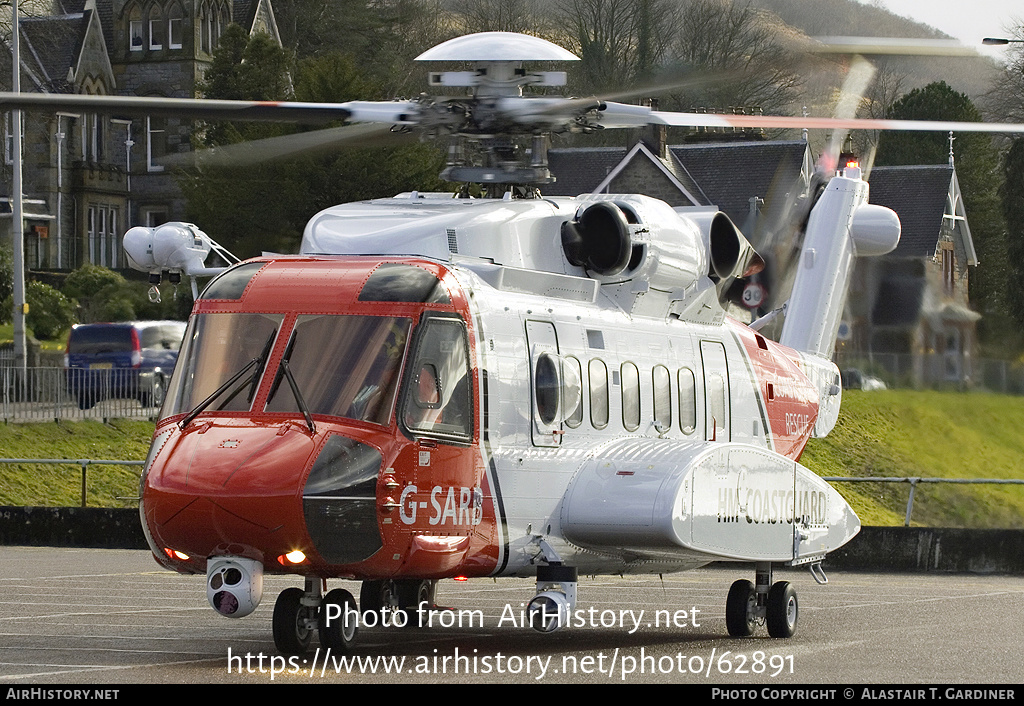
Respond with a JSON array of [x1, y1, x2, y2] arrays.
[[272, 578, 437, 655], [725, 562, 798, 638]]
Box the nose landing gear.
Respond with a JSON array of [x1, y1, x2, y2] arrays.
[[272, 578, 439, 654], [272, 578, 359, 655]]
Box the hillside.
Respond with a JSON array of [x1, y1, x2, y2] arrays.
[[801, 390, 1024, 528], [1, 391, 1022, 528], [752, 0, 1000, 101]]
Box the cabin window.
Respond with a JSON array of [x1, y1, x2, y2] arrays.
[[653, 365, 671, 432], [266, 315, 411, 425], [401, 316, 472, 441], [589, 359, 608, 429], [535, 354, 560, 426], [707, 371, 727, 440], [565, 356, 583, 428], [621, 362, 640, 432], [678, 367, 696, 434]]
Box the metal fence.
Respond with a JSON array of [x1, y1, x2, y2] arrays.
[[0, 458, 145, 507], [1, 366, 161, 422], [836, 353, 1024, 395], [823, 476, 1024, 526]]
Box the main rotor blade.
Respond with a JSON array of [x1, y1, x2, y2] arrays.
[[809, 36, 983, 57], [0, 93, 419, 125], [167, 123, 420, 168], [597, 102, 1024, 134]]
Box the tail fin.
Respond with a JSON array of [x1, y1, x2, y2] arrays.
[[779, 165, 900, 437], [780, 165, 900, 359]]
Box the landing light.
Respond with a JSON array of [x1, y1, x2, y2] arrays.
[[280, 550, 307, 565]]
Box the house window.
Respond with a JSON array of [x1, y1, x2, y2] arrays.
[[147, 115, 166, 172], [127, 4, 144, 51], [4, 112, 23, 165], [942, 247, 954, 294], [80, 114, 105, 163], [168, 4, 183, 49], [145, 209, 168, 228], [149, 6, 164, 49]]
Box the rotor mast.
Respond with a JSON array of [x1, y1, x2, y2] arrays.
[[415, 32, 579, 194]]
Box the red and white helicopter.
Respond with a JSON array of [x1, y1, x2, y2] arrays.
[[5, 31, 1024, 654]]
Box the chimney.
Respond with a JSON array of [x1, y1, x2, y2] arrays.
[[641, 98, 667, 159]]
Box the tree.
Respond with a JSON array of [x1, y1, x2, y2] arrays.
[[555, 0, 680, 94], [983, 19, 1024, 126], [875, 82, 1012, 353], [663, 0, 801, 115], [180, 31, 445, 259], [2, 281, 75, 340], [1002, 138, 1024, 331]]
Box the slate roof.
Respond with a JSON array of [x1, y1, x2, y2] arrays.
[[669, 141, 809, 226], [545, 139, 810, 229], [546, 147, 629, 197], [15, 13, 91, 93], [867, 165, 954, 259]]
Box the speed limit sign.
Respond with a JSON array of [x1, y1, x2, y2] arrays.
[[742, 283, 766, 309]]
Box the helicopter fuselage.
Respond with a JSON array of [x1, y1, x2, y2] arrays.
[[140, 192, 859, 590]]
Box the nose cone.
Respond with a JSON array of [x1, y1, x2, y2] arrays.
[[142, 421, 319, 562]]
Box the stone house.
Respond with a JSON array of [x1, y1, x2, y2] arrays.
[[1, 0, 280, 271], [844, 164, 979, 386]]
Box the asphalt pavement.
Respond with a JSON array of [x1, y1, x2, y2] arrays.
[[0, 546, 1020, 685]]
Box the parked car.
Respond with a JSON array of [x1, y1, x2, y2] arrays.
[[65, 321, 187, 409], [840, 368, 888, 391]]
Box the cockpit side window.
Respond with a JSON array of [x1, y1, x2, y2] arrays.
[[401, 315, 472, 442]]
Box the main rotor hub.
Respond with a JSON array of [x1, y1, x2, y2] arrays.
[[415, 32, 580, 190]]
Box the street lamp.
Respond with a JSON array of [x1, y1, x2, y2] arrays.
[[982, 37, 1024, 45]]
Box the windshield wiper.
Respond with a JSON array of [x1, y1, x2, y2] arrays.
[[280, 358, 316, 435], [178, 356, 260, 430], [178, 331, 277, 429]]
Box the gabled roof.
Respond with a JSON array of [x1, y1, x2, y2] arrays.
[[546, 146, 629, 197], [545, 139, 812, 231], [867, 165, 965, 259], [19, 13, 90, 92], [669, 140, 810, 227]]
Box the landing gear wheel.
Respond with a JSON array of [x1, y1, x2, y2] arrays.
[[360, 579, 398, 619], [319, 588, 358, 653], [272, 587, 314, 655], [766, 581, 798, 638], [726, 579, 757, 637], [397, 579, 436, 628]]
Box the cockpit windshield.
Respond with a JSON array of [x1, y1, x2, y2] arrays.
[[266, 315, 411, 425], [164, 313, 284, 419], [163, 313, 411, 427]]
